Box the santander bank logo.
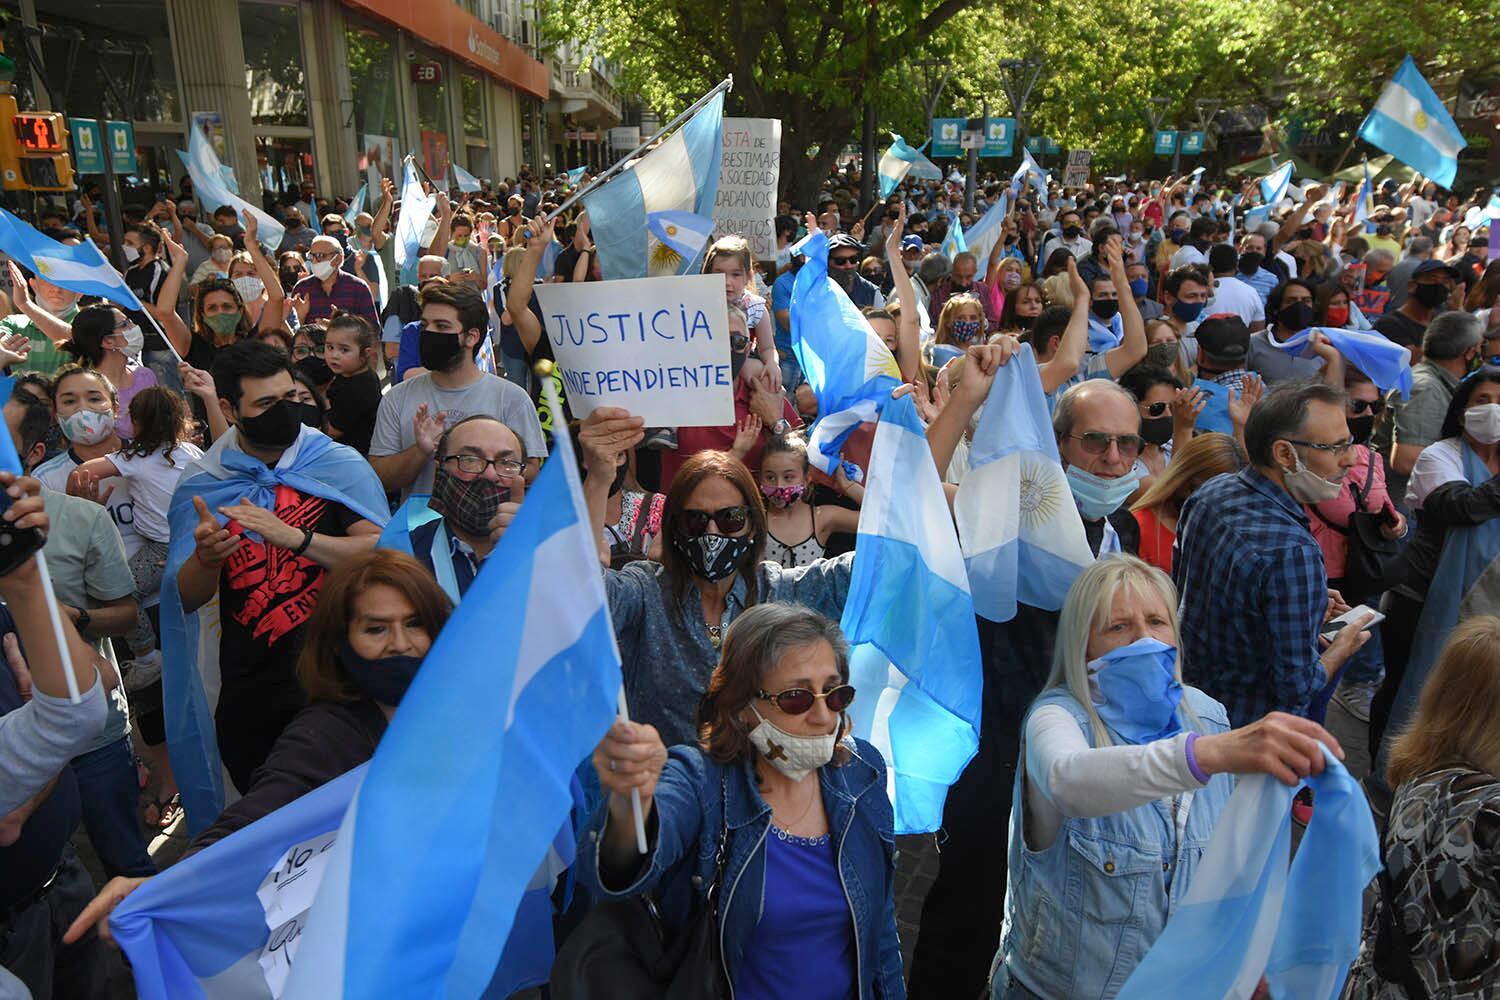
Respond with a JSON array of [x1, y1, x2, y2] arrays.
[[467, 27, 500, 67]]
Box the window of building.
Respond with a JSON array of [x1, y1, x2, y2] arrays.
[[462, 74, 486, 138], [346, 22, 400, 144], [240, 0, 308, 127]]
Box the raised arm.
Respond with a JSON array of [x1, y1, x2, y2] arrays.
[[579, 407, 646, 565], [883, 204, 922, 382], [370, 177, 394, 252], [152, 234, 195, 359], [1101, 235, 1146, 377], [927, 341, 1015, 483], [1038, 257, 1088, 393], [5, 262, 73, 345], [506, 217, 556, 356], [242, 211, 286, 334]]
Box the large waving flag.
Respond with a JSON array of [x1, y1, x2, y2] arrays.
[[451, 162, 483, 194], [909, 141, 943, 181], [1116, 751, 1378, 1000], [583, 87, 724, 279], [954, 346, 1094, 621], [842, 394, 983, 833], [1013, 146, 1049, 202], [962, 193, 1008, 268], [0, 207, 143, 312], [790, 230, 902, 475], [878, 134, 921, 199], [939, 212, 966, 260], [1261, 161, 1294, 206], [393, 158, 436, 284], [1358, 56, 1467, 189], [284, 403, 620, 998], [178, 127, 285, 252], [1266, 327, 1413, 397], [342, 183, 367, 227]]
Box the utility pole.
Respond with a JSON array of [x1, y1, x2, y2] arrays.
[[1192, 97, 1221, 171], [859, 0, 878, 215], [998, 56, 1043, 155], [965, 96, 985, 212]]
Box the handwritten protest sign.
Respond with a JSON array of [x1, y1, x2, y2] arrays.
[[714, 118, 781, 260], [534, 273, 736, 427], [256, 829, 338, 997]]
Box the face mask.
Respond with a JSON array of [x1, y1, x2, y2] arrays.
[[1129, 230, 1144, 243], [949, 318, 982, 344], [430, 466, 511, 536], [1412, 283, 1449, 308], [211, 248, 232, 264], [61, 408, 115, 446], [419, 328, 469, 372], [746, 705, 837, 782], [1140, 415, 1173, 446], [1002, 272, 1022, 290], [1279, 301, 1315, 332], [237, 398, 303, 450], [1146, 341, 1180, 369], [1171, 299, 1205, 323], [1237, 251, 1264, 275], [296, 356, 333, 385], [672, 531, 753, 582], [508, 206, 521, 216], [829, 268, 854, 292], [1169, 228, 1188, 244], [1463, 403, 1500, 445], [233, 275, 266, 302], [1087, 637, 1183, 745], [1062, 225, 1082, 239], [1066, 464, 1143, 520], [113, 324, 144, 361], [1347, 414, 1375, 444], [122, 245, 141, 264], [340, 641, 423, 706], [1014, 312, 1036, 331], [1325, 306, 1350, 328], [1091, 300, 1120, 322], [1279, 448, 1344, 504], [760, 482, 805, 508], [297, 401, 322, 428], [309, 260, 336, 280], [453, 235, 470, 247], [1129, 277, 1149, 298], [204, 311, 242, 336]]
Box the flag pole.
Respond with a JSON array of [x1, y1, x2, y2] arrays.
[[32, 551, 83, 703], [616, 688, 650, 855], [82, 235, 184, 365], [532, 76, 734, 232]]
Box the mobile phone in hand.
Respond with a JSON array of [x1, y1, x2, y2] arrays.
[[1319, 604, 1385, 641]]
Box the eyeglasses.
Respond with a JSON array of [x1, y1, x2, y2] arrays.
[[1143, 401, 1170, 417], [291, 344, 325, 358], [730, 331, 750, 354], [441, 453, 525, 477], [307, 251, 340, 263], [758, 684, 856, 715], [1348, 398, 1386, 416], [1286, 437, 1356, 457], [829, 255, 860, 268], [1066, 431, 1144, 459], [679, 505, 750, 535]]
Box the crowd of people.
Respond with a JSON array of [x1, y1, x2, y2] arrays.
[[0, 151, 1498, 1000]]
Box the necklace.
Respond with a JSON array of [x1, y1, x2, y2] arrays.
[[770, 783, 819, 833], [705, 622, 722, 649]]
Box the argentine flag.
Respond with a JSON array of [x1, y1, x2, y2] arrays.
[[451, 162, 483, 194], [1353, 161, 1373, 227], [842, 394, 983, 833], [1260, 161, 1294, 207], [178, 126, 285, 252], [0, 207, 143, 312], [342, 183, 367, 227], [394, 158, 436, 284], [955, 346, 1094, 621], [1358, 56, 1467, 189], [1266, 327, 1412, 398], [909, 141, 943, 181], [962, 193, 1008, 269], [583, 90, 723, 279], [939, 212, 966, 260], [283, 406, 620, 998], [646, 209, 714, 265], [789, 230, 902, 476], [878, 134, 920, 199]]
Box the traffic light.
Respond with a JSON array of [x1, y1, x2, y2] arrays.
[[0, 94, 75, 192]]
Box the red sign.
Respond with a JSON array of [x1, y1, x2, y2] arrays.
[[579, 131, 597, 141], [410, 61, 443, 85], [14, 113, 65, 153], [564, 130, 579, 141]]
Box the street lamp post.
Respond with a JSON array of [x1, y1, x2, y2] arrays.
[[1147, 96, 1171, 174], [914, 56, 953, 146], [1191, 98, 1222, 171], [999, 56, 1043, 157]]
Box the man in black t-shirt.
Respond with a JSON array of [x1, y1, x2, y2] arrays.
[[1373, 258, 1460, 363]]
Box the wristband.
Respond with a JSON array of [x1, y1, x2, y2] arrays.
[[1184, 731, 1210, 785], [292, 528, 314, 556]]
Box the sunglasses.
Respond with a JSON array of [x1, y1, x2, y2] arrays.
[[1348, 398, 1386, 416], [730, 331, 749, 353], [829, 255, 860, 268], [758, 684, 856, 715], [679, 505, 750, 535], [1143, 401, 1170, 417], [1066, 431, 1144, 459]]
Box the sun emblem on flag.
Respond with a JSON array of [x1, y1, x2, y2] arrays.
[[33, 258, 53, 277], [1412, 109, 1428, 131], [1018, 460, 1063, 531], [649, 238, 683, 273]]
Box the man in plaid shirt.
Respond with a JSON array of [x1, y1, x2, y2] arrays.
[[291, 235, 380, 329], [1173, 380, 1374, 726]]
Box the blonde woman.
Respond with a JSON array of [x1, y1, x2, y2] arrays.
[[1346, 617, 1500, 1000], [991, 556, 1342, 1000]]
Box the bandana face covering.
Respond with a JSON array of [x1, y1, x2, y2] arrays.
[[672, 531, 753, 582], [430, 467, 511, 537], [1087, 637, 1183, 744]]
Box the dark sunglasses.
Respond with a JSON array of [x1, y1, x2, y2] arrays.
[[730, 331, 750, 353], [1143, 401, 1170, 417], [679, 505, 750, 535], [829, 255, 860, 268], [758, 684, 856, 715], [1067, 431, 1144, 459], [1348, 398, 1386, 416]]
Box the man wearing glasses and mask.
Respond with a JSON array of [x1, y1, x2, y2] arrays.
[[290, 235, 380, 330]]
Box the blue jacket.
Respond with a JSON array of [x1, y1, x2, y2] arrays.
[[577, 738, 906, 999]]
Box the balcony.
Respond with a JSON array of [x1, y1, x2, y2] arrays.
[[546, 61, 621, 126]]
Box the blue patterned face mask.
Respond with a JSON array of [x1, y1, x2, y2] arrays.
[[1087, 637, 1183, 745], [950, 318, 983, 344]]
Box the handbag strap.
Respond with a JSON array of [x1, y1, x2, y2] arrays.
[[1374, 863, 1430, 1000], [1351, 447, 1378, 511], [705, 769, 731, 903]]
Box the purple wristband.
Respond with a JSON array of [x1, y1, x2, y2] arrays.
[[1184, 732, 1210, 784]]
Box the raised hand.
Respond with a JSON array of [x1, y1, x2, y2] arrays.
[[487, 475, 526, 548], [730, 413, 763, 458], [191, 495, 239, 568], [66, 468, 114, 507], [0, 331, 31, 368], [413, 402, 447, 457]]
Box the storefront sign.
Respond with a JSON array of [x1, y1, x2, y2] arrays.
[[579, 130, 597, 141], [983, 117, 1016, 158], [1180, 131, 1205, 155], [533, 273, 736, 427], [410, 61, 443, 85], [714, 117, 781, 261], [68, 119, 104, 174], [932, 117, 965, 158], [564, 130, 580, 141], [608, 126, 640, 150], [106, 121, 137, 174], [344, 0, 548, 97]]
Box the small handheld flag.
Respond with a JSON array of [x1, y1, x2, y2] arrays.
[[1261, 161, 1294, 206]]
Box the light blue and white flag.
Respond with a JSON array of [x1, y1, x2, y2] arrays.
[[1244, 204, 1271, 231], [963, 193, 1009, 268], [1353, 160, 1374, 227], [878, 134, 921, 199], [1261, 161, 1294, 207], [1116, 751, 1378, 1000], [909, 141, 943, 181], [842, 394, 983, 834], [1358, 56, 1467, 189], [394, 158, 436, 284], [566, 165, 587, 186], [284, 405, 620, 998], [1266, 326, 1413, 398], [220, 165, 239, 196], [342, 183, 367, 227], [452, 162, 483, 194], [1013, 147, 1049, 202], [1188, 165, 1206, 198], [583, 89, 722, 279], [646, 209, 714, 269], [790, 230, 903, 476], [0, 208, 143, 312], [954, 346, 1094, 621], [939, 212, 966, 260], [178, 127, 285, 252]]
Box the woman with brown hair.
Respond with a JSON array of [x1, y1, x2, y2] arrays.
[[63, 549, 453, 940], [581, 603, 905, 999], [1130, 431, 1247, 575], [1345, 616, 1500, 999]]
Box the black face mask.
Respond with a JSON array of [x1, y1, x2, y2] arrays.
[[731, 350, 748, 379], [1141, 414, 1173, 446], [237, 398, 303, 450], [1062, 225, 1082, 239], [1238, 252, 1264, 275], [419, 328, 469, 372], [297, 402, 323, 428], [1014, 313, 1036, 331], [1091, 300, 1120, 322], [340, 640, 424, 706], [1347, 414, 1375, 444], [1279, 300, 1315, 332], [296, 356, 333, 385], [1411, 283, 1449, 309], [672, 531, 753, 582]]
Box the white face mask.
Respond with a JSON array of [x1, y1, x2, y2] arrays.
[[61, 408, 115, 446], [1280, 448, 1344, 504], [232, 275, 266, 302], [746, 706, 837, 782], [1464, 403, 1500, 445], [115, 324, 144, 360], [309, 259, 336, 280], [122, 245, 141, 264]]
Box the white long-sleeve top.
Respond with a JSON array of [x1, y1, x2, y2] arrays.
[[0, 671, 106, 813], [1023, 704, 1209, 850]]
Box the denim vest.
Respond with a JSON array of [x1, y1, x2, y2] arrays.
[[994, 686, 1234, 1000]]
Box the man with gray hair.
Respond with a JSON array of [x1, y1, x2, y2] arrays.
[[289, 233, 380, 329], [1054, 379, 1144, 556], [927, 249, 995, 330], [1384, 236, 1434, 312]]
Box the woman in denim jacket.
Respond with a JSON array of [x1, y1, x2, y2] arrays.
[[578, 602, 905, 999], [991, 556, 1347, 1000]]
